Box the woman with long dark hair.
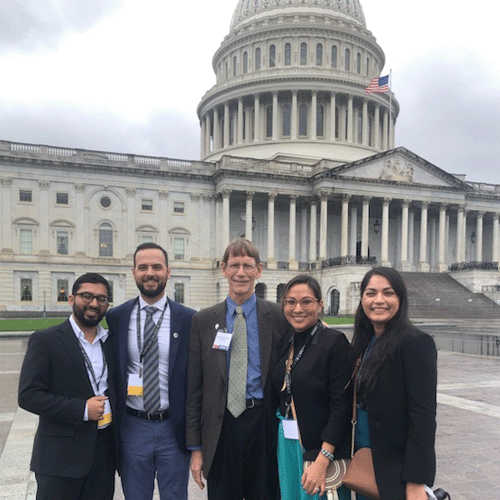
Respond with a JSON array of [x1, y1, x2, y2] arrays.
[[272, 275, 352, 500], [350, 267, 437, 500]]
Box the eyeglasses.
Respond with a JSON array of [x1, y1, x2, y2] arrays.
[[74, 292, 109, 305], [283, 298, 319, 309], [225, 263, 257, 273]]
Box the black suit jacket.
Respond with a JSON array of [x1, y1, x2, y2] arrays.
[[362, 325, 437, 500], [185, 298, 288, 478], [18, 319, 116, 478], [272, 324, 353, 461], [106, 296, 195, 452]]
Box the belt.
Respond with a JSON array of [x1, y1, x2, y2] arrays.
[[126, 406, 170, 421], [246, 398, 264, 408]]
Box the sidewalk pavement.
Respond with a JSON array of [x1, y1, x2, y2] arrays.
[[1, 337, 500, 500]]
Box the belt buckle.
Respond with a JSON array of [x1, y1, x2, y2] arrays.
[[247, 398, 255, 409]]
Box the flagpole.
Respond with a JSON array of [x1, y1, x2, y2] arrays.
[[389, 69, 392, 149]]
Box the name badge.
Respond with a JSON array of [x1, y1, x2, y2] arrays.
[[98, 399, 113, 428], [282, 419, 300, 440], [212, 330, 233, 351], [128, 373, 143, 396]]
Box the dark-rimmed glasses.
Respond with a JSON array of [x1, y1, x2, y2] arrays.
[[74, 292, 109, 305]]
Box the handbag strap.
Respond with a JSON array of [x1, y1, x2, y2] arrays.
[[350, 356, 362, 458]]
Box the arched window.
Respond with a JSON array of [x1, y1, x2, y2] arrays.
[[357, 111, 363, 143], [299, 103, 308, 136], [266, 105, 273, 138], [243, 51, 248, 74], [316, 43, 323, 66], [335, 105, 340, 139], [269, 44, 276, 67], [300, 42, 307, 65], [282, 103, 291, 137], [233, 56, 237, 76], [99, 223, 113, 257], [316, 103, 324, 137], [366, 57, 370, 76], [255, 47, 261, 70], [356, 53, 361, 74], [331, 45, 338, 68], [229, 113, 235, 145], [284, 43, 292, 66], [345, 48, 350, 71]]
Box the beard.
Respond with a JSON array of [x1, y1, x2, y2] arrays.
[[136, 278, 166, 299], [73, 303, 105, 328]]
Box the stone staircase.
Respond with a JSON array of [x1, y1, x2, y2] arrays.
[[401, 272, 500, 320]]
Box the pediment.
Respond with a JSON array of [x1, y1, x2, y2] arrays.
[[326, 148, 468, 190]]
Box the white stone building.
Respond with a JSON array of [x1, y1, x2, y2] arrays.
[[1, 0, 499, 317]]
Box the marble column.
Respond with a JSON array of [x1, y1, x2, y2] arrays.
[[237, 98, 244, 145], [362, 99, 368, 146], [419, 201, 430, 272], [361, 197, 370, 258], [289, 195, 298, 270], [456, 205, 465, 263], [309, 199, 317, 262], [254, 94, 260, 143], [291, 90, 298, 140], [330, 92, 337, 140], [319, 191, 328, 260], [223, 102, 229, 147], [311, 91, 317, 139], [382, 108, 388, 150], [381, 198, 391, 266], [200, 116, 206, 157], [267, 192, 276, 268], [399, 199, 411, 271], [301, 205, 308, 262], [340, 194, 350, 257], [1, 178, 13, 254], [213, 107, 220, 151], [347, 95, 354, 143], [492, 213, 499, 264], [206, 114, 212, 153], [38, 180, 50, 256], [75, 183, 86, 257], [221, 189, 231, 251], [245, 191, 254, 241], [437, 204, 448, 272], [272, 92, 279, 140], [374, 104, 380, 149], [349, 204, 357, 256], [476, 211, 484, 262]]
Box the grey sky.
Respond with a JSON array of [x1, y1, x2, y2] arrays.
[[0, 0, 498, 183]]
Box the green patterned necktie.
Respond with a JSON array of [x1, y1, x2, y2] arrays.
[[227, 306, 248, 418]]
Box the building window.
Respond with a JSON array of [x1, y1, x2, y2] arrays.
[[173, 201, 185, 214], [357, 111, 363, 143], [269, 44, 276, 67], [99, 223, 113, 257], [20, 228, 33, 254], [100, 196, 111, 209], [255, 47, 261, 70], [56, 231, 69, 255], [230, 113, 235, 145], [316, 43, 323, 66], [366, 57, 370, 76], [141, 198, 153, 211], [356, 53, 361, 74], [298, 103, 308, 136], [225, 61, 228, 79], [317, 104, 324, 137], [233, 56, 237, 76], [19, 190, 32, 202], [284, 43, 291, 66], [243, 51, 248, 73], [266, 105, 273, 138], [345, 48, 350, 71], [331, 45, 338, 68], [56, 192, 69, 205], [368, 116, 373, 146], [282, 103, 291, 137], [174, 282, 185, 304], [57, 279, 68, 302], [300, 42, 307, 65], [174, 237, 185, 260], [21, 279, 33, 301]]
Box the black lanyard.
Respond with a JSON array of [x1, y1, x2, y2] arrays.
[[135, 298, 168, 364], [283, 321, 320, 418], [78, 339, 106, 395]]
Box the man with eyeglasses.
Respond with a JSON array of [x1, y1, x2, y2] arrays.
[[19, 273, 116, 500], [106, 242, 195, 500], [186, 238, 289, 500]]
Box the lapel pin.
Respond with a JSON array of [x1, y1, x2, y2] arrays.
[[215, 323, 219, 330], [173, 332, 179, 339]]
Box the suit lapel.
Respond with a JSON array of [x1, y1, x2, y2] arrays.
[[56, 319, 94, 395], [211, 303, 229, 383], [168, 298, 180, 379]]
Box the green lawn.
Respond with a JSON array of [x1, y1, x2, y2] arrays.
[[0, 318, 108, 331], [323, 316, 354, 324]]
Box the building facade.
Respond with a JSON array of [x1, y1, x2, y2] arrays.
[[1, 0, 499, 316]]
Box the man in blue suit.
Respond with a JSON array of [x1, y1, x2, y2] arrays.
[[107, 243, 195, 500]]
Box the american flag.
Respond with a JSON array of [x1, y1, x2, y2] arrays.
[[365, 75, 389, 94]]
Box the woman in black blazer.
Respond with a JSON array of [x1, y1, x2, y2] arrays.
[[351, 267, 437, 500], [271, 275, 352, 500]]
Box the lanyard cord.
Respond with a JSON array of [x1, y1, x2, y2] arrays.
[[77, 339, 106, 395]]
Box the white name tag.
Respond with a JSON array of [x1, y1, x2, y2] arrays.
[[128, 373, 143, 396], [212, 330, 233, 351], [282, 419, 300, 440]]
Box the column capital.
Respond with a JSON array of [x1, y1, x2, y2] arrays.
[[289, 194, 298, 202], [493, 212, 500, 221], [245, 191, 255, 200], [268, 192, 277, 201], [362, 196, 371, 205], [221, 188, 232, 199], [272, 90, 278, 97], [476, 210, 485, 218], [439, 202, 448, 211], [402, 199, 411, 207], [420, 200, 430, 209], [457, 204, 466, 212], [292, 89, 298, 96], [190, 193, 201, 201], [38, 180, 50, 190], [341, 193, 351, 202], [382, 197, 392, 206], [202, 194, 213, 202]]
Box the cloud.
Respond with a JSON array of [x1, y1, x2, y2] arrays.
[[0, 0, 122, 52]]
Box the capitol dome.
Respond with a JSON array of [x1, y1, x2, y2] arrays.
[[198, 0, 398, 165]]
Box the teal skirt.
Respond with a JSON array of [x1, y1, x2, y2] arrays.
[[277, 411, 351, 500]]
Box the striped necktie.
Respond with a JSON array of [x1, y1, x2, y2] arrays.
[[227, 306, 248, 418], [143, 306, 160, 413]]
